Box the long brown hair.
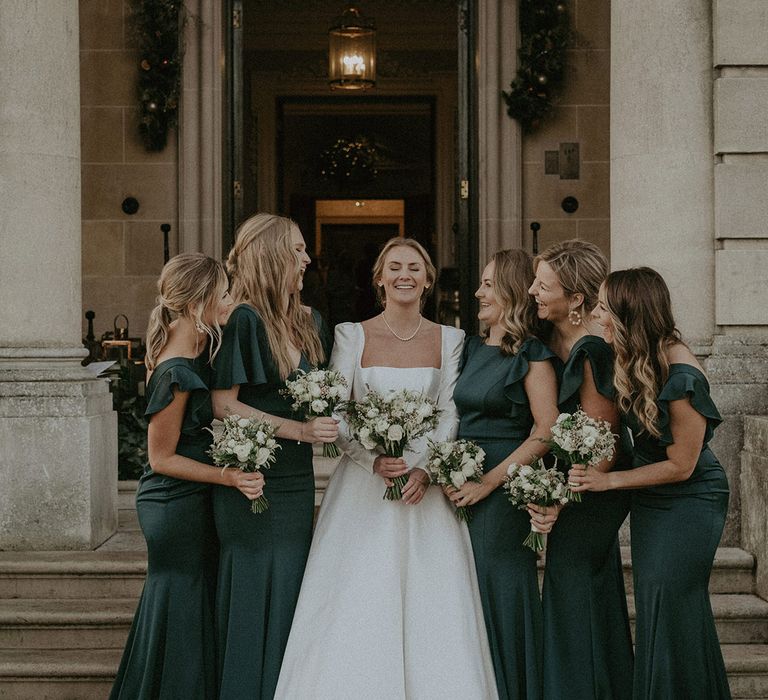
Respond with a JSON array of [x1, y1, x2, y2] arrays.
[[145, 253, 228, 370], [488, 249, 539, 355], [534, 239, 608, 315], [227, 213, 324, 379], [371, 237, 436, 309], [603, 267, 683, 437]]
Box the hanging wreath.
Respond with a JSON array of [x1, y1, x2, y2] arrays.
[[319, 137, 379, 186], [503, 1, 570, 133], [131, 1, 184, 151]]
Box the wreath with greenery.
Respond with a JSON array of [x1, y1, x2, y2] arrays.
[[319, 137, 378, 185], [131, 0, 184, 151], [503, 1, 570, 133]]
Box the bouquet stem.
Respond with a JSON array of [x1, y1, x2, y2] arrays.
[[250, 494, 270, 514], [384, 474, 409, 501], [455, 505, 473, 523], [323, 441, 341, 459], [566, 486, 582, 503], [523, 524, 545, 552]]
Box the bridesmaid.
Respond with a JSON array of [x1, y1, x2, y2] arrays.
[[571, 267, 731, 699], [448, 249, 560, 700], [110, 254, 264, 700], [529, 240, 633, 700], [210, 213, 337, 700]]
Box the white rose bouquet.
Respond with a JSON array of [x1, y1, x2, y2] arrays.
[[282, 367, 348, 458], [502, 459, 571, 551], [547, 408, 617, 502], [207, 414, 281, 514], [341, 388, 441, 500], [426, 439, 486, 523]]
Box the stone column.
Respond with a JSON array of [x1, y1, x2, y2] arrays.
[[0, 0, 117, 550], [610, 0, 715, 347], [477, 0, 522, 265], [179, 0, 224, 258]]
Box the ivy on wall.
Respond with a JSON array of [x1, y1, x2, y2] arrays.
[[132, 0, 184, 151], [502, 0, 570, 133]]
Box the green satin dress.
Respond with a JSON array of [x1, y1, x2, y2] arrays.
[[454, 335, 556, 700], [211, 304, 330, 700], [628, 364, 730, 700], [110, 357, 219, 700], [542, 335, 634, 700]]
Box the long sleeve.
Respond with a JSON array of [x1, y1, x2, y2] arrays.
[[403, 326, 465, 472], [329, 323, 378, 473]]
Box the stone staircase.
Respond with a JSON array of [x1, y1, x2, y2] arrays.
[[1, 481, 767, 699]]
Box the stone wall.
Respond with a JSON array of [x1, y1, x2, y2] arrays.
[[521, 0, 611, 258], [79, 0, 178, 340], [742, 416, 768, 599]]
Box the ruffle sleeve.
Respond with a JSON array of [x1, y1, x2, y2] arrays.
[[503, 336, 557, 411], [558, 335, 615, 410], [211, 304, 268, 390], [656, 366, 722, 446], [145, 363, 208, 418]]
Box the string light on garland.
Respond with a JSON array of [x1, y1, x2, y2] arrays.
[[319, 137, 378, 186], [132, 0, 184, 151], [502, 0, 570, 133]]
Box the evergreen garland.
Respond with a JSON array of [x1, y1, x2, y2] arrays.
[[503, 1, 570, 133], [131, 0, 184, 151], [319, 137, 379, 186]]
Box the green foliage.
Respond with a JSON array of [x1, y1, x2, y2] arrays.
[[131, 0, 184, 151], [502, 0, 571, 133], [111, 363, 148, 481]]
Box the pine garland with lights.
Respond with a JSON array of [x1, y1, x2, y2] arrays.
[[319, 137, 378, 185], [131, 0, 184, 151], [503, 0, 570, 133]]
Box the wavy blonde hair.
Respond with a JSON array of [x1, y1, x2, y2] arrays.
[[603, 267, 683, 437], [534, 239, 608, 316], [227, 213, 324, 379], [145, 253, 228, 371], [487, 249, 539, 355], [371, 237, 436, 309]]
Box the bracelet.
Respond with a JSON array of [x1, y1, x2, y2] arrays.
[[221, 465, 229, 477], [297, 422, 304, 445]]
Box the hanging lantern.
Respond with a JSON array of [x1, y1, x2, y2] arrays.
[[328, 5, 376, 91]]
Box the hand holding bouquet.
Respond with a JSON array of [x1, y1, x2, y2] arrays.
[[208, 415, 281, 513], [547, 408, 617, 502], [282, 367, 348, 458], [342, 388, 440, 500], [503, 459, 571, 551], [427, 439, 485, 522]]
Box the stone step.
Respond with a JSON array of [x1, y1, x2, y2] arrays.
[[723, 644, 768, 698], [0, 552, 146, 599], [0, 648, 119, 699], [0, 599, 133, 650], [626, 594, 768, 645]]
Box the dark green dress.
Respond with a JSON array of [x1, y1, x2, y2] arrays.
[[454, 335, 556, 700], [627, 364, 730, 700], [211, 304, 330, 700], [542, 335, 634, 700], [110, 357, 219, 700]]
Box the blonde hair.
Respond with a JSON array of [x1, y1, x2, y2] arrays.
[[145, 253, 228, 370], [534, 239, 608, 315], [603, 267, 683, 437], [488, 249, 539, 355], [227, 213, 324, 379], [371, 237, 436, 308]]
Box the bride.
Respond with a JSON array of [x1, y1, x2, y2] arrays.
[[275, 238, 498, 700]]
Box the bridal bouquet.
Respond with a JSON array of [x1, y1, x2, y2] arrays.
[[426, 439, 485, 523], [208, 414, 281, 514], [342, 388, 441, 500], [282, 367, 348, 458], [503, 459, 571, 551], [547, 408, 616, 502]]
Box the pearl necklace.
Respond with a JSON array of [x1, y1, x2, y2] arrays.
[[381, 313, 423, 342]]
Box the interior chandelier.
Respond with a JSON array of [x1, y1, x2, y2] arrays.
[[328, 4, 376, 90]]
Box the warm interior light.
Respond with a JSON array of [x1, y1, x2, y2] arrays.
[[328, 5, 376, 90]]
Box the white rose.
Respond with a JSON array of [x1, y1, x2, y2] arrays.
[[358, 427, 377, 451], [461, 459, 477, 477], [556, 413, 571, 424], [451, 470, 467, 488], [439, 442, 453, 459], [308, 383, 322, 398], [254, 447, 272, 466], [311, 399, 327, 414], [255, 430, 266, 444], [366, 407, 379, 418], [375, 418, 390, 434], [583, 435, 596, 448], [519, 465, 533, 477], [237, 417, 250, 428], [387, 424, 404, 442], [234, 440, 253, 462]]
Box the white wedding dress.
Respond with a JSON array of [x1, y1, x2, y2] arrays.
[[274, 323, 498, 700]]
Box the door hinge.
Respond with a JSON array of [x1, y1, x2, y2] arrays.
[[233, 8, 242, 29], [233, 180, 242, 198], [460, 179, 469, 200]]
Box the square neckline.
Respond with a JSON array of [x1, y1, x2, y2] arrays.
[[358, 322, 444, 371]]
